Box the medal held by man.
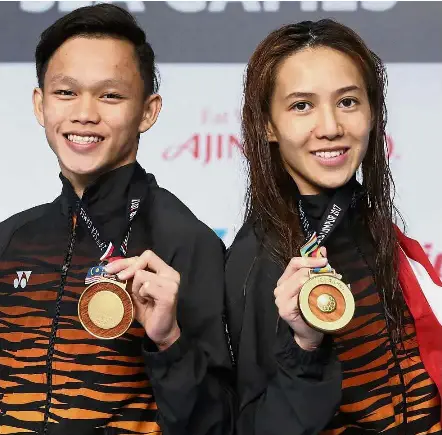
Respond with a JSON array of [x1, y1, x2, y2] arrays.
[[77, 195, 142, 339], [79, 261, 134, 339]]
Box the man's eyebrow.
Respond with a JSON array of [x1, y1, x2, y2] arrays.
[[49, 75, 131, 92]]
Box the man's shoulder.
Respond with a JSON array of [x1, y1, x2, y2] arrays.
[[147, 183, 222, 245], [0, 202, 55, 256], [0, 202, 54, 232], [149, 184, 196, 220]]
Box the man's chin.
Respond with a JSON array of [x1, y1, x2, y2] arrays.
[[59, 157, 106, 179]]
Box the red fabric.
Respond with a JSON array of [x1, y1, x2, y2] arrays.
[[395, 226, 442, 422]]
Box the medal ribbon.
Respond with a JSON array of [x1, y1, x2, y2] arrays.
[[78, 196, 141, 262], [300, 233, 333, 273], [298, 178, 360, 273], [77, 180, 146, 285]]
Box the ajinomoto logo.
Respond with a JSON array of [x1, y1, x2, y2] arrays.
[[162, 108, 242, 164], [162, 133, 242, 164]]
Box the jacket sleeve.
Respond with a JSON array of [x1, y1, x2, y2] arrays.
[[226, 228, 342, 435], [238, 332, 341, 435], [142, 226, 235, 435]]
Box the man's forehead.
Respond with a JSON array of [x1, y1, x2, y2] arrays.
[[45, 40, 140, 89], [50, 36, 137, 65]]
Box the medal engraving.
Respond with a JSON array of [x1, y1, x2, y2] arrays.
[[317, 293, 336, 313], [299, 273, 355, 333], [88, 290, 125, 329], [78, 279, 134, 339]]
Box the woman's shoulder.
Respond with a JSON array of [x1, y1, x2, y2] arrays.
[[227, 221, 260, 259], [226, 220, 281, 287], [225, 221, 262, 286]]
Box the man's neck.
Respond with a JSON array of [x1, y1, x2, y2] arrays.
[[64, 172, 99, 199], [60, 159, 136, 199]]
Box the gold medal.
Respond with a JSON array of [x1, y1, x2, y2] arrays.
[[78, 278, 134, 339], [299, 270, 355, 333]]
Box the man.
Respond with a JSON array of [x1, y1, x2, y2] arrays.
[[0, 4, 233, 435]]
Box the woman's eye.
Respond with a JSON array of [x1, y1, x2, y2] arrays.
[[292, 102, 312, 112], [339, 98, 357, 108]]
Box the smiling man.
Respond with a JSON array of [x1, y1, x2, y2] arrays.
[[0, 4, 233, 435]]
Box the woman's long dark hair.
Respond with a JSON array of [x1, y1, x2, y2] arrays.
[[242, 19, 405, 341]]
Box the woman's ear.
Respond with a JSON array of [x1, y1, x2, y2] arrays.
[[266, 120, 278, 142]]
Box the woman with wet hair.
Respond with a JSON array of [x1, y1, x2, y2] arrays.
[[226, 19, 442, 434]]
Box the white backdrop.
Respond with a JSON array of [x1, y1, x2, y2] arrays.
[[0, 62, 441, 277]]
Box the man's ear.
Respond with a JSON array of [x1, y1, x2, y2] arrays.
[[139, 93, 162, 133], [33, 87, 45, 127]]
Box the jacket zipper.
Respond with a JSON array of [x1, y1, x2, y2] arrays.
[[41, 204, 78, 434]]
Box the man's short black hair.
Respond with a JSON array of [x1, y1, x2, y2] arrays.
[[35, 3, 159, 98]]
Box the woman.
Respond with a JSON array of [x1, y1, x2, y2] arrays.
[[226, 19, 442, 434]]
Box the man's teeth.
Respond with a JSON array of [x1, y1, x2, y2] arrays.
[[67, 134, 103, 144], [314, 150, 346, 159]]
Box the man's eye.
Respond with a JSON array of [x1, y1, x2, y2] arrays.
[[103, 93, 123, 99], [55, 90, 74, 96]]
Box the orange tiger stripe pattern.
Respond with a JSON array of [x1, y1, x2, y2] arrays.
[[321, 228, 441, 434], [0, 237, 162, 434]]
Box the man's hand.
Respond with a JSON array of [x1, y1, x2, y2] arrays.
[[106, 250, 181, 351]]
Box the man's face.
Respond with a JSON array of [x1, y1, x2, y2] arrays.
[[33, 36, 161, 183]]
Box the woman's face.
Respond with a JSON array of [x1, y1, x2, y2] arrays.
[[267, 46, 372, 195]]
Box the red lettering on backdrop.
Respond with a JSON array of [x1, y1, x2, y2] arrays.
[[387, 135, 394, 158], [386, 135, 399, 159], [163, 134, 242, 163], [162, 134, 200, 160]]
